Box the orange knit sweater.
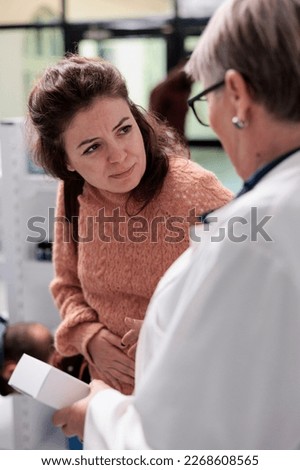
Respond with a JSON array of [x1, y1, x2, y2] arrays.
[[51, 157, 232, 391]]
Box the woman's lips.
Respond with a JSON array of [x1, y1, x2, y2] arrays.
[[110, 164, 135, 179]]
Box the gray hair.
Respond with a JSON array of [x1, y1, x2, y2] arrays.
[[186, 0, 300, 122]]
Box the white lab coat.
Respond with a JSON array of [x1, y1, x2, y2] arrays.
[[84, 151, 300, 449]]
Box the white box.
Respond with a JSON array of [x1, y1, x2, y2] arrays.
[[9, 353, 90, 409]]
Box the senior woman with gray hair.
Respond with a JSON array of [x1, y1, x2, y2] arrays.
[[53, 0, 300, 449]]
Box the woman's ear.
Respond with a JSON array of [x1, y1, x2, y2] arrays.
[[66, 163, 75, 172], [225, 69, 252, 118]]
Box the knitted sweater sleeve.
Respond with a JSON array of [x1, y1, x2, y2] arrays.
[[193, 166, 233, 214], [50, 182, 103, 358], [167, 158, 233, 219]]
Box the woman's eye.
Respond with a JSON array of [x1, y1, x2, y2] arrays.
[[83, 143, 100, 155], [119, 125, 132, 134]]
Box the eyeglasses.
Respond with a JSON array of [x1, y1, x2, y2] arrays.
[[188, 80, 225, 127]]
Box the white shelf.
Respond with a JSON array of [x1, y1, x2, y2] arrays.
[[0, 118, 65, 449], [23, 174, 58, 197], [24, 260, 54, 284]]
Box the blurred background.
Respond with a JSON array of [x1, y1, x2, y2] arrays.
[[0, 0, 242, 189]]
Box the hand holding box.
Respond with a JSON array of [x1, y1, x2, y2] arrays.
[[9, 353, 90, 409]]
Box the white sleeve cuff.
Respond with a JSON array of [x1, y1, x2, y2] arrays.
[[83, 389, 150, 450]]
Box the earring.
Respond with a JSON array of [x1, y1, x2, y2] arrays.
[[232, 116, 246, 129]]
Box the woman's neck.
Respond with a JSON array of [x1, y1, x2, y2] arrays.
[[238, 113, 300, 180]]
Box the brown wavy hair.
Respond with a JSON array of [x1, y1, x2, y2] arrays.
[[27, 54, 189, 225]]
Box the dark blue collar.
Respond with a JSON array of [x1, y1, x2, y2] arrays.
[[199, 147, 300, 223], [235, 147, 300, 197]]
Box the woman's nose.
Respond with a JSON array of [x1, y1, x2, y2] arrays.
[[107, 142, 127, 164]]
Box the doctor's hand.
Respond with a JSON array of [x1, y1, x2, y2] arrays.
[[53, 380, 110, 440], [121, 317, 143, 359], [88, 328, 135, 392]]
